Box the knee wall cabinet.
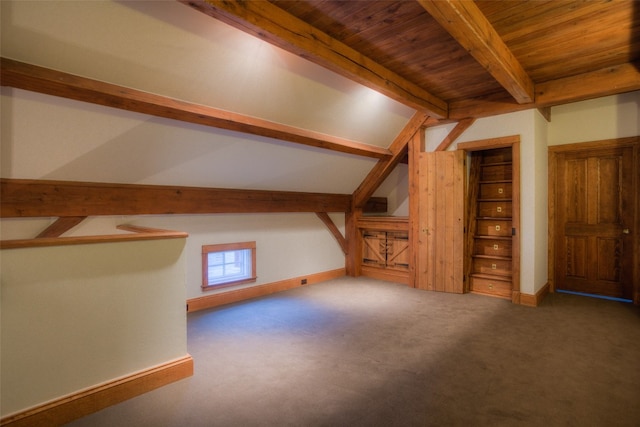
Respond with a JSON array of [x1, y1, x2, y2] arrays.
[[357, 217, 410, 285]]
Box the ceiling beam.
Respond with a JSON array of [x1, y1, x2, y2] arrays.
[[418, 0, 534, 104], [0, 179, 352, 217], [448, 62, 640, 119], [36, 216, 87, 238], [181, 0, 448, 118], [0, 58, 390, 160], [535, 62, 640, 107], [352, 112, 431, 209], [435, 118, 476, 151]]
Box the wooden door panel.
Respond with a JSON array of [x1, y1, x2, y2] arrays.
[[362, 231, 386, 267], [595, 156, 622, 224], [417, 150, 465, 293], [555, 145, 636, 300], [387, 234, 409, 270], [596, 237, 621, 282], [564, 158, 588, 224], [564, 236, 588, 279]]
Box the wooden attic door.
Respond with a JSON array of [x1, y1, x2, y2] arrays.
[[416, 150, 465, 293], [551, 138, 639, 303]]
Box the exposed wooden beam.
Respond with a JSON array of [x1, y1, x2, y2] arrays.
[[36, 216, 87, 238], [418, 0, 534, 104], [449, 62, 640, 119], [435, 118, 476, 151], [2, 226, 188, 250], [182, 0, 448, 118], [535, 62, 640, 107], [315, 212, 347, 255], [0, 58, 390, 160], [0, 179, 352, 218], [448, 90, 532, 120], [352, 112, 431, 209]]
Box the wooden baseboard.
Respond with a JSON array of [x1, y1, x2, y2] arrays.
[[519, 282, 550, 307], [1, 355, 194, 427], [187, 268, 345, 312]]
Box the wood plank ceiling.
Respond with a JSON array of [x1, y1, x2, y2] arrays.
[[1, 1, 639, 223], [184, 0, 640, 120]]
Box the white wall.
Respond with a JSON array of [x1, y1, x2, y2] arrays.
[[372, 164, 409, 216], [118, 213, 346, 300], [548, 91, 639, 145], [1, 238, 188, 416]]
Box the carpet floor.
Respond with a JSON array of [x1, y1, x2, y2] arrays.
[[68, 277, 640, 426]]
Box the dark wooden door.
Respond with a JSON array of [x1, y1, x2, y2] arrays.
[[554, 145, 636, 300]]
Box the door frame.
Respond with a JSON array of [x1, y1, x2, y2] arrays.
[[458, 135, 521, 302], [548, 136, 640, 304]]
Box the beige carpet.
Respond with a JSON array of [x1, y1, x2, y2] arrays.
[[68, 277, 640, 426]]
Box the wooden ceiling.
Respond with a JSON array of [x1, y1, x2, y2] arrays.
[[183, 0, 640, 120]]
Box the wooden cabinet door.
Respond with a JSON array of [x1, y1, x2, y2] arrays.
[[417, 150, 465, 293], [387, 232, 409, 270], [362, 231, 386, 267], [555, 146, 636, 300]]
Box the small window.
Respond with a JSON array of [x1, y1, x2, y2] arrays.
[[202, 242, 256, 290]]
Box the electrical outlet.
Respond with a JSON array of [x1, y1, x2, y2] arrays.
[[301, 279, 307, 285]]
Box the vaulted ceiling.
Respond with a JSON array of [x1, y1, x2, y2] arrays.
[[185, 0, 640, 120], [1, 0, 639, 202]]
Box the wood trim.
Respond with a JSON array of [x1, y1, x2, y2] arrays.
[[35, 216, 87, 238], [360, 265, 409, 286], [187, 268, 345, 312], [1, 225, 188, 250], [353, 112, 432, 209], [0, 355, 194, 427], [548, 136, 639, 153], [548, 148, 558, 294], [0, 179, 352, 218], [418, 0, 534, 104], [315, 212, 347, 255], [457, 135, 521, 151], [519, 282, 550, 307], [511, 141, 521, 297], [0, 58, 389, 160], [181, 1, 447, 117], [435, 118, 476, 151], [356, 216, 409, 232], [201, 241, 257, 291]]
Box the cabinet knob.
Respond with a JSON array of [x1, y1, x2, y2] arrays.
[[623, 228, 630, 234]]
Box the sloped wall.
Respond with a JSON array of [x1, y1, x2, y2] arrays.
[[0, 238, 188, 417]]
